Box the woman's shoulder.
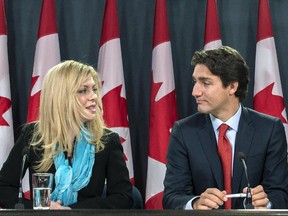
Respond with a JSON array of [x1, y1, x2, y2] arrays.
[[101, 128, 120, 142], [99, 128, 123, 152], [18, 122, 37, 138], [23, 122, 37, 130]]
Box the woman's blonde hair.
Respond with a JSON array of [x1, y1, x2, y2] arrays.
[[31, 60, 105, 172]]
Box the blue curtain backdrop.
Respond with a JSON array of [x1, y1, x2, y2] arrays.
[[6, 0, 288, 197]]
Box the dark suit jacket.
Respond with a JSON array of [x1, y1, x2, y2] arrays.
[[163, 107, 288, 209], [0, 123, 133, 209]]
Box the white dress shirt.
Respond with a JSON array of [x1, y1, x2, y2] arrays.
[[184, 105, 242, 210]]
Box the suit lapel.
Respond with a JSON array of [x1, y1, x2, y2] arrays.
[[196, 109, 256, 196], [197, 115, 224, 189], [232, 107, 255, 194]]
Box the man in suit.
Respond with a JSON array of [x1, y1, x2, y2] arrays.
[[163, 46, 288, 209]]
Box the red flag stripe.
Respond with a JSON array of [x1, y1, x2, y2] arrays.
[[38, 0, 58, 38], [152, 0, 170, 48], [257, 0, 273, 42], [99, 0, 120, 46], [204, 0, 221, 45], [0, 0, 6, 35]]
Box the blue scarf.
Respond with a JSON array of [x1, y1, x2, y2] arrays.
[[51, 129, 95, 206]]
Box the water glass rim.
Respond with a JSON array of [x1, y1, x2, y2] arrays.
[[32, 173, 53, 177]]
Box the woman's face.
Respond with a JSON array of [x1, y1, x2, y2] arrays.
[[76, 76, 98, 122]]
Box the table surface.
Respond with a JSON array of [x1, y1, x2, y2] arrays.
[[1, 209, 288, 216]]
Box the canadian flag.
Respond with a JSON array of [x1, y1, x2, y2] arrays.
[[25, 0, 60, 197], [97, 0, 134, 183], [0, 0, 14, 169], [27, 0, 60, 122], [254, 0, 288, 138], [145, 0, 178, 209], [204, 0, 222, 50]]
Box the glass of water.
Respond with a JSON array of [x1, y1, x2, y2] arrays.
[[32, 173, 53, 210]]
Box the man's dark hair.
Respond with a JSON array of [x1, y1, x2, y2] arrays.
[[191, 46, 249, 102]]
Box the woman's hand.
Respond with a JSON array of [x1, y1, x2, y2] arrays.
[[50, 200, 71, 210]]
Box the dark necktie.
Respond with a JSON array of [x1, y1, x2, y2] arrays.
[[218, 124, 232, 209]]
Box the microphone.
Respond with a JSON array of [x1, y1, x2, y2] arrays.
[[14, 146, 30, 209], [237, 152, 254, 209]]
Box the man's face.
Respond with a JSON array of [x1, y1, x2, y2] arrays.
[[192, 64, 236, 119]]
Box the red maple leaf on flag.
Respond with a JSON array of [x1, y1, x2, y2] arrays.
[[27, 75, 41, 122], [0, 96, 11, 126], [102, 84, 129, 161], [102, 84, 128, 127], [254, 82, 287, 123], [149, 76, 177, 164]]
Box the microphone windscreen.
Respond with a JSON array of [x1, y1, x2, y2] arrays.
[[238, 151, 245, 161]]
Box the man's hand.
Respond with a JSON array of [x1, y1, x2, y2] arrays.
[[243, 185, 269, 209], [192, 188, 227, 210]]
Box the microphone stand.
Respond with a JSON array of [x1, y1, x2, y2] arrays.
[[245, 182, 254, 209], [238, 152, 254, 209], [15, 148, 29, 209]]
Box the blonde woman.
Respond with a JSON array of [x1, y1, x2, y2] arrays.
[[0, 60, 133, 209]]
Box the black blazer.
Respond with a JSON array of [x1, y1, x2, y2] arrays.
[[163, 107, 288, 209], [0, 123, 133, 209]]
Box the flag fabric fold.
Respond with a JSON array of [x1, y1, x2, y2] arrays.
[[145, 0, 178, 209], [97, 0, 134, 183], [254, 0, 288, 139], [0, 0, 14, 169], [25, 0, 61, 198]]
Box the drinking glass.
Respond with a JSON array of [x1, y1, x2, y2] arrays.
[[32, 173, 53, 210]]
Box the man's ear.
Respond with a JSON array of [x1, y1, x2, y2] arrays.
[[229, 81, 239, 95]]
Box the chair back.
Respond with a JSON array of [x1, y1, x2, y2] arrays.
[[131, 185, 143, 209], [101, 184, 143, 209]]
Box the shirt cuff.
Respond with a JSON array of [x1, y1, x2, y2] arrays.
[[266, 201, 272, 209], [184, 196, 200, 210]]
